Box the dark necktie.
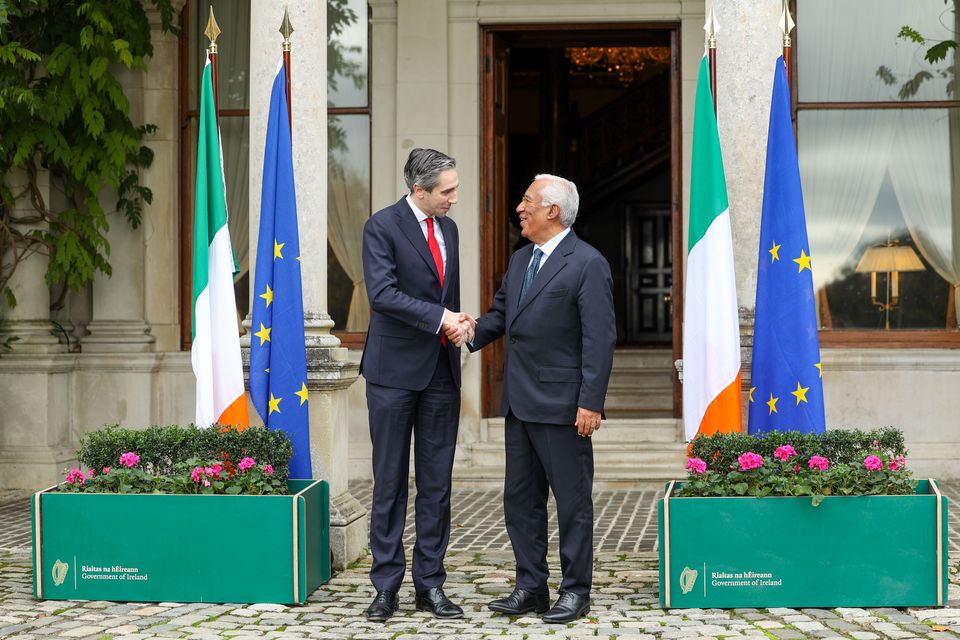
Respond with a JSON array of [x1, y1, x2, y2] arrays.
[[520, 247, 543, 301], [425, 217, 446, 345]]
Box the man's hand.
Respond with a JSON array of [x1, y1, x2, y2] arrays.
[[458, 313, 476, 345], [575, 407, 602, 437]]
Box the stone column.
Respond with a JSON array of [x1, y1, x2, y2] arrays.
[[1, 169, 62, 352], [141, 3, 185, 353], [0, 168, 75, 490], [81, 54, 155, 352], [248, 0, 363, 571]]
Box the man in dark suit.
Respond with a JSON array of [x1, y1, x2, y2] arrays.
[[469, 173, 616, 623], [360, 148, 471, 622]]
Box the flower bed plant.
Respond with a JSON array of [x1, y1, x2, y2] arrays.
[[679, 428, 916, 505], [34, 425, 329, 604], [59, 425, 293, 495]]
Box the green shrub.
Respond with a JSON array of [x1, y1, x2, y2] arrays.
[[688, 427, 906, 470], [680, 428, 916, 506], [77, 424, 293, 484]]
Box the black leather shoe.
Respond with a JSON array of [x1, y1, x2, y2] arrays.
[[488, 587, 550, 615], [542, 591, 590, 623], [365, 590, 399, 621], [415, 586, 464, 619]]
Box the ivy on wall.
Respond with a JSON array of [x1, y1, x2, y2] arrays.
[[0, 0, 176, 311]]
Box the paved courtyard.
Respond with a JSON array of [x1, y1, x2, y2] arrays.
[[0, 481, 958, 639]]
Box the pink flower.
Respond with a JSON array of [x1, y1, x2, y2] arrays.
[[238, 457, 256, 472], [808, 456, 830, 471], [118, 452, 140, 468], [101, 467, 112, 474], [203, 480, 211, 487], [263, 464, 274, 475], [887, 459, 900, 471], [774, 445, 798, 461], [87, 469, 95, 478], [864, 455, 883, 472], [191, 466, 204, 483], [65, 469, 86, 485], [793, 465, 801, 474], [211, 463, 223, 476], [737, 452, 764, 471], [685, 458, 707, 475], [896, 455, 906, 468]]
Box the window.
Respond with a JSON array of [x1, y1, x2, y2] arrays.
[[327, 0, 371, 347], [180, 0, 250, 348], [796, 0, 960, 342], [179, 1, 371, 349]]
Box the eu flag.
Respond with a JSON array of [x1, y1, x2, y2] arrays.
[[250, 63, 312, 477], [748, 57, 825, 435]]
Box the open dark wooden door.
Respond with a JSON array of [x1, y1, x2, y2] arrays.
[[480, 30, 510, 417]]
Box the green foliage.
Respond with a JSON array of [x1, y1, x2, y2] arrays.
[[74, 424, 294, 489], [879, 2, 957, 99], [680, 429, 917, 506], [0, 0, 175, 310]]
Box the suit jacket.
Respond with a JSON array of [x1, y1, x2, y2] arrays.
[[471, 230, 616, 425], [360, 197, 461, 390]]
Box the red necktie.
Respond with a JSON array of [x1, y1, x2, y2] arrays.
[[425, 217, 446, 346]]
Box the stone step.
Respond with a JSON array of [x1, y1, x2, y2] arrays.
[[468, 440, 688, 470], [483, 417, 682, 444], [611, 348, 675, 369], [452, 463, 684, 490]]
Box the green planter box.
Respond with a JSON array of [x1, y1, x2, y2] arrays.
[[32, 479, 330, 604], [658, 479, 948, 609]]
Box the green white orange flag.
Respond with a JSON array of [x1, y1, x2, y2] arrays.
[[191, 58, 249, 430], [683, 55, 741, 442]]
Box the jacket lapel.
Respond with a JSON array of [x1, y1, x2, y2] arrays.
[[514, 231, 578, 320], [395, 199, 442, 284]]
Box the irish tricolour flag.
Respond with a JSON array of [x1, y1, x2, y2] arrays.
[[191, 58, 249, 430], [682, 55, 741, 442]]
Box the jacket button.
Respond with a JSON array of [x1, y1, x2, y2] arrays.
[[510, 337, 517, 344]]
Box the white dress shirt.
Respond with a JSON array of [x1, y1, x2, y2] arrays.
[[529, 226, 571, 272], [406, 195, 448, 335]]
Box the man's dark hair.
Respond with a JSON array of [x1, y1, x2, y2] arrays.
[[403, 148, 456, 192]]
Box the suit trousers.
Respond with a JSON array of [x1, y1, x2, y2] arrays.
[[366, 347, 460, 592], [503, 411, 594, 596]]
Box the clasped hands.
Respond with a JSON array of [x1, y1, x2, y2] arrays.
[[442, 309, 476, 347]]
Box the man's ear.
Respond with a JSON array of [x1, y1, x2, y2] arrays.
[[547, 204, 560, 220]]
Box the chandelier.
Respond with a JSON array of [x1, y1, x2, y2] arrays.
[[565, 46, 671, 85]]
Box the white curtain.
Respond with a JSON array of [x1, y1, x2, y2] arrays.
[[889, 110, 960, 327], [328, 167, 370, 331], [797, 1, 895, 293], [800, 111, 892, 294]]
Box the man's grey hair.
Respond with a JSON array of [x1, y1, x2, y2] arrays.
[[404, 148, 457, 192], [535, 173, 579, 227]]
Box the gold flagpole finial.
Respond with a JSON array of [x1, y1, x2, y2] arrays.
[[779, 0, 796, 48], [280, 6, 294, 49], [704, 4, 719, 49], [204, 6, 221, 53]]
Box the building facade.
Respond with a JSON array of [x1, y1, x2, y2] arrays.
[[2, 0, 959, 565]]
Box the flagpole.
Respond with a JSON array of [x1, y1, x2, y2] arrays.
[[780, 0, 795, 92], [205, 6, 221, 116], [280, 7, 294, 129], [705, 4, 718, 115]]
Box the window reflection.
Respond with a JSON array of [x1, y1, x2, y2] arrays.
[[797, 0, 957, 102], [799, 109, 960, 330]]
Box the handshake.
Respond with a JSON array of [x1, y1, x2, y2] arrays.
[[442, 309, 477, 347]]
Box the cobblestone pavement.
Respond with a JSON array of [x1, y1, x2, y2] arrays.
[[0, 481, 958, 639]]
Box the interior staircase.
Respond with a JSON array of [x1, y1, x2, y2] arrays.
[[456, 349, 688, 488]]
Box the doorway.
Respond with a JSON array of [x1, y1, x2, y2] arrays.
[[480, 24, 683, 417]]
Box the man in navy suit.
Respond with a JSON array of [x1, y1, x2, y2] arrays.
[[360, 148, 471, 621], [469, 174, 616, 623]]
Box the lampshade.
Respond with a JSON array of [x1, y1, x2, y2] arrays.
[[855, 245, 926, 273]]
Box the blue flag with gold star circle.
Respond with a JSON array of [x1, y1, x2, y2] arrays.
[[250, 62, 312, 477], [748, 57, 826, 435]]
